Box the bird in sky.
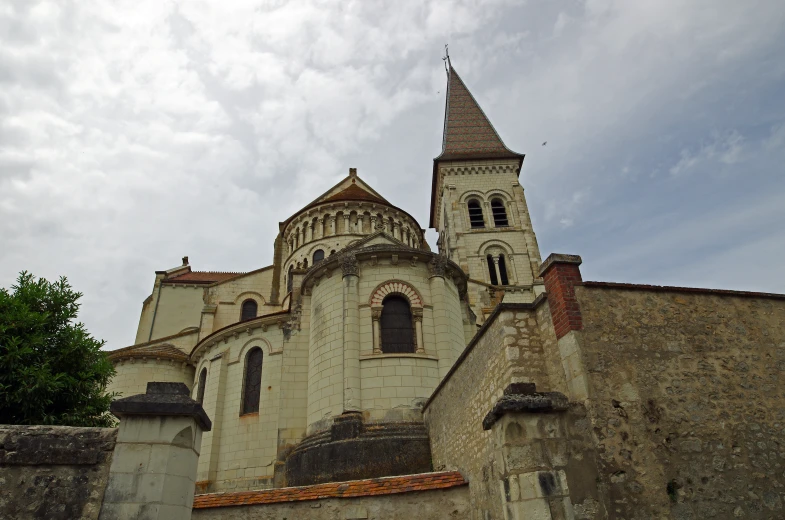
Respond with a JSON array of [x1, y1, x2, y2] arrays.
[[542, 141, 547, 146]]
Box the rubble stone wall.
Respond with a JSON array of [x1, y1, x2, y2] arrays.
[[577, 284, 785, 519], [0, 425, 117, 520]]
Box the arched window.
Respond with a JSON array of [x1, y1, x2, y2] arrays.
[[287, 265, 293, 293], [491, 198, 509, 227], [380, 295, 415, 354], [196, 368, 207, 404], [241, 348, 263, 415], [498, 255, 509, 285], [241, 299, 257, 321], [313, 249, 325, 264], [467, 199, 484, 228], [487, 255, 499, 285]]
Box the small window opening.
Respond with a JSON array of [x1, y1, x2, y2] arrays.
[[313, 249, 325, 264], [241, 299, 258, 321], [287, 265, 293, 293], [487, 255, 499, 285], [498, 255, 509, 285], [241, 348, 263, 415], [196, 368, 207, 404]]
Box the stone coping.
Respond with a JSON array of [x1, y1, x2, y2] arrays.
[[422, 297, 548, 412], [110, 382, 212, 431], [537, 253, 582, 277], [581, 281, 785, 300], [192, 471, 467, 509]]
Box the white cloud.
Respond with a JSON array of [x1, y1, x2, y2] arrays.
[[1, 0, 784, 350]]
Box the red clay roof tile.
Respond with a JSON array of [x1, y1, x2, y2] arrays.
[[192, 471, 467, 509]]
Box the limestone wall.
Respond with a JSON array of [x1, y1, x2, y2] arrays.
[[423, 301, 551, 518], [110, 358, 194, 398], [577, 284, 785, 519], [0, 425, 117, 520], [208, 268, 276, 332], [149, 284, 205, 341]]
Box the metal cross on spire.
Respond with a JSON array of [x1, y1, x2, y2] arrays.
[[442, 44, 451, 74]]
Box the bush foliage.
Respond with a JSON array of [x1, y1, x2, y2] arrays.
[[0, 272, 116, 427]]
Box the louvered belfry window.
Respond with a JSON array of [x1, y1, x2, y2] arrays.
[[491, 198, 509, 227], [468, 199, 484, 228], [196, 368, 207, 404], [241, 299, 257, 321], [380, 296, 415, 354], [241, 348, 263, 415]]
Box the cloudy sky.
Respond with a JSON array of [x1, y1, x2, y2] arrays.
[[2, 0, 784, 350]]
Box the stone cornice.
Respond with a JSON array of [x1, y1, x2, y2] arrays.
[[189, 311, 291, 362]]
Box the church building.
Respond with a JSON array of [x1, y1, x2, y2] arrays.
[[105, 63, 785, 520]]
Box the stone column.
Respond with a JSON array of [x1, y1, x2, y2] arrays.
[[329, 216, 336, 236], [371, 308, 382, 354], [343, 214, 350, 234], [483, 384, 574, 520], [342, 254, 361, 411], [100, 382, 212, 520], [413, 308, 424, 354], [493, 256, 503, 286]]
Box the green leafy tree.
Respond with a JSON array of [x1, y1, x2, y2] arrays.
[[0, 272, 116, 427]]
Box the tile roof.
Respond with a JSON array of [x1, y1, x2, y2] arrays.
[[321, 183, 389, 205], [165, 271, 243, 284], [107, 343, 189, 362], [436, 66, 523, 162], [192, 471, 467, 509]]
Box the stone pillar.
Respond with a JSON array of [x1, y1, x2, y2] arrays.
[[343, 214, 350, 234], [342, 254, 361, 411], [329, 216, 336, 236], [493, 256, 503, 286], [371, 307, 382, 354], [198, 305, 217, 341], [100, 382, 212, 520], [413, 308, 424, 354], [483, 384, 574, 520], [195, 353, 227, 489], [428, 257, 452, 378]]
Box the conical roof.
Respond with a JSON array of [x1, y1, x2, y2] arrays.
[[435, 66, 523, 161]]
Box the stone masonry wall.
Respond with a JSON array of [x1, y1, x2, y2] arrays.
[[0, 425, 117, 520], [423, 300, 551, 518], [577, 284, 785, 519]]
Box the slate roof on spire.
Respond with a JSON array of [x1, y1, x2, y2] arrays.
[[435, 66, 524, 161]]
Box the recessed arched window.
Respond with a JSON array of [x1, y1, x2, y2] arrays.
[[498, 255, 509, 285], [313, 249, 325, 264], [467, 199, 484, 228], [287, 265, 293, 293], [240, 299, 257, 321], [196, 367, 207, 404], [380, 295, 415, 354], [487, 255, 499, 285], [491, 198, 509, 227], [241, 347, 263, 415]]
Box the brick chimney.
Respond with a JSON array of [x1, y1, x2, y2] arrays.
[[538, 254, 583, 339]]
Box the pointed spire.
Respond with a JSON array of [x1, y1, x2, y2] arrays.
[[436, 66, 523, 161]]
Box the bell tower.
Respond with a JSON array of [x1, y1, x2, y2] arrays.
[[429, 63, 543, 319]]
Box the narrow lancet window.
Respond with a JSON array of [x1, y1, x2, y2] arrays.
[[196, 368, 207, 404], [491, 198, 509, 227], [241, 348, 263, 415], [287, 265, 293, 293], [380, 295, 415, 354], [468, 199, 484, 228]]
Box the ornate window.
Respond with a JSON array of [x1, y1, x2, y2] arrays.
[[380, 295, 415, 354], [467, 199, 484, 228], [241, 347, 263, 415], [313, 249, 325, 264], [196, 368, 207, 404], [287, 265, 293, 293], [491, 198, 509, 227], [487, 254, 499, 285], [240, 299, 257, 321]]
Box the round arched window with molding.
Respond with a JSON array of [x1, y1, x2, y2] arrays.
[[312, 249, 325, 264], [380, 295, 415, 354]]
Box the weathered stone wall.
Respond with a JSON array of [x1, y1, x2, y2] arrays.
[[423, 300, 551, 518], [577, 285, 785, 519], [0, 425, 117, 520], [192, 486, 470, 520]]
